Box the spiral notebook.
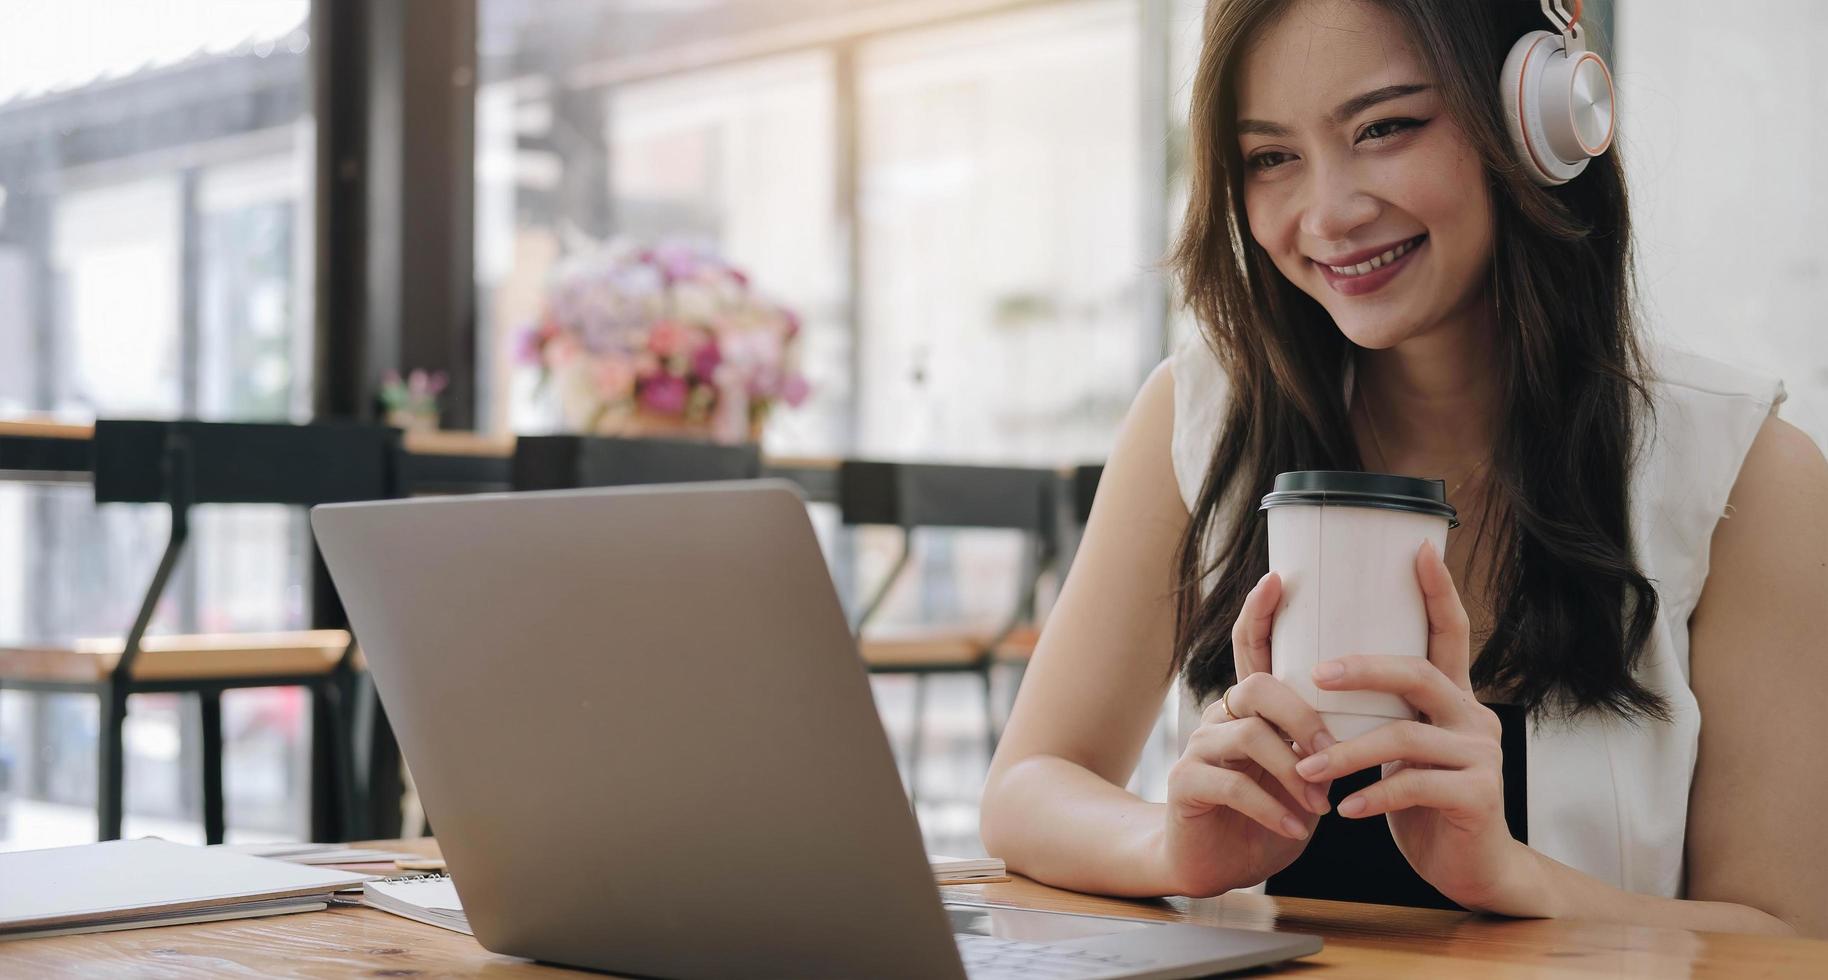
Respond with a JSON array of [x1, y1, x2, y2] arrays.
[[363, 875, 471, 935]]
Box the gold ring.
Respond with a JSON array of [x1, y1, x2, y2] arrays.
[[1220, 685, 1240, 721]]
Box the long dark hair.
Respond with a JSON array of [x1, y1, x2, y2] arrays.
[[1169, 0, 1666, 721]]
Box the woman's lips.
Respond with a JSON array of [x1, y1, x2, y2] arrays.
[[1313, 234, 1427, 297]]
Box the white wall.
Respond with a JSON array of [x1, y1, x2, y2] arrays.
[[1616, 0, 1828, 443]]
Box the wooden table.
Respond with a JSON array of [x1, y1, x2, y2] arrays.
[[8, 839, 1826, 977], [0, 417, 845, 498]]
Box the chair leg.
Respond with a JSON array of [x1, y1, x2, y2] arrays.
[[322, 677, 363, 842], [309, 682, 337, 842], [198, 690, 226, 845], [97, 686, 128, 842], [907, 674, 928, 811], [982, 663, 999, 764], [363, 690, 406, 841]]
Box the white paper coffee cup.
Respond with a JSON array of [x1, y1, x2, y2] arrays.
[[1260, 471, 1457, 741]]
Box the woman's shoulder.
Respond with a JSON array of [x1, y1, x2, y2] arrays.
[[1636, 345, 1787, 484], [1632, 345, 1795, 614], [1642, 345, 1787, 414]]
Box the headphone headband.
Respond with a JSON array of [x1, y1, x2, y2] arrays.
[[1542, 0, 1582, 35]]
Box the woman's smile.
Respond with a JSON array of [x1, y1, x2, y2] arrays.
[[1313, 233, 1427, 297]]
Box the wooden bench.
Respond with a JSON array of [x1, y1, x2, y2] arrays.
[[0, 630, 355, 685], [858, 623, 1041, 670]]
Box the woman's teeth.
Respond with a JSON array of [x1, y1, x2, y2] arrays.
[[1325, 236, 1422, 277]]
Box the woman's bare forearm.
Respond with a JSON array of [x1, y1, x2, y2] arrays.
[[980, 754, 1185, 897], [1519, 846, 1796, 936]]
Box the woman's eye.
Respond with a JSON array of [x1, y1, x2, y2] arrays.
[[1248, 150, 1293, 172], [1359, 118, 1424, 143]]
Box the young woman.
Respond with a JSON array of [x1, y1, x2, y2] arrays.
[[980, 0, 1828, 936]]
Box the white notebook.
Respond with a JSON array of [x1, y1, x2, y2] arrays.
[[363, 874, 471, 935], [0, 838, 371, 942], [214, 842, 422, 866]]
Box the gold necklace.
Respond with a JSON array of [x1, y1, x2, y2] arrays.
[[1358, 385, 1490, 499]]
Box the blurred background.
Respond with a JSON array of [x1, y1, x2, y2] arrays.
[[0, 0, 1822, 857]]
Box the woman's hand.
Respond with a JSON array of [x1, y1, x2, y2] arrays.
[[1160, 572, 1337, 897], [1291, 541, 1548, 915]]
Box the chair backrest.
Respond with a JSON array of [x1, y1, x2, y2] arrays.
[[1071, 464, 1102, 526], [92, 420, 404, 506], [838, 460, 1057, 545], [511, 435, 762, 491]]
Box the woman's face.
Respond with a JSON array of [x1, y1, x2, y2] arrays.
[[1236, 0, 1494, 350]]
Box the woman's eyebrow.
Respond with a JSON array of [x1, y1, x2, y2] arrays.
[[1237, 82, 1433, 138], [1330, 82, 1432, 123]]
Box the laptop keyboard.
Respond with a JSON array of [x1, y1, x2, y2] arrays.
[[955, 934, 1151, 979]]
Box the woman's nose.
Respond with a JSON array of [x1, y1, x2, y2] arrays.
[[1298, 163, 1381, 246]]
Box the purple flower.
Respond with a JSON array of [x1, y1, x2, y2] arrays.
[[513, 327, 544, 366], [639, 375, 689, 415]]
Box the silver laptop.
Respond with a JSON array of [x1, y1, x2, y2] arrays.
[[311, 482, 1321, 979]]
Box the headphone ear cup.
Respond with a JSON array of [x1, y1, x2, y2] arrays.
[[1501, 29, 1613, 186]]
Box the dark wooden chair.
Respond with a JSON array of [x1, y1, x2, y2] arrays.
[[837, 460, 1059, 805], [1071, 463, 1102, 527], [0, 420, 404, 843], [511, 435, 762, 490]]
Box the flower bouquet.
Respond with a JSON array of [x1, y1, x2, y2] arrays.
[[517, 241, 810, 444]]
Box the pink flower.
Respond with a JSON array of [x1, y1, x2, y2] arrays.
[[639, 375, 689, 415], [593, 357, 636, 401], [782, 309, 802, 340], [408, 370, 448, 398], [546, 334, 582, 367], [648, 320, 690, 358], [781, 373, 811, 408], [747, 365, 785, 401], [691, 339, 723, 380], [710, 384, 749, 444]]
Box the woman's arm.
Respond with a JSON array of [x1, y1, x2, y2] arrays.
[[1511, 415, 1826, 935], [981, 362, 1338, 898], [979, 361, 1189, 895], [1678, 415, 1828, 935]]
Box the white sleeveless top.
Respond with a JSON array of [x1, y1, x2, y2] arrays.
[[1167, 339, 1786, 899]]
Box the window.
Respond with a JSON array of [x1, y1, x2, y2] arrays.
[[476, 0, 1170, 461], [856, 1, 1146, 464], [0, 1, 315, 850]]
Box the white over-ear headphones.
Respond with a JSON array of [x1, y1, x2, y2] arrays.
[[1501, 0, 1615, 185]]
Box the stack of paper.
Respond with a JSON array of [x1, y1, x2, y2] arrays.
[[0, 838, 371, 942], [363, 875, 470, 934], [930, 855, 1009, 885], [214, 842, 421, 866]]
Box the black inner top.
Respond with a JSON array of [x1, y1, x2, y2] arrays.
[[1266, 702, 1527, 910]]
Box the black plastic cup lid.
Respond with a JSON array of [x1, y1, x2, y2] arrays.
[[1259, 470, 1458, 527]]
